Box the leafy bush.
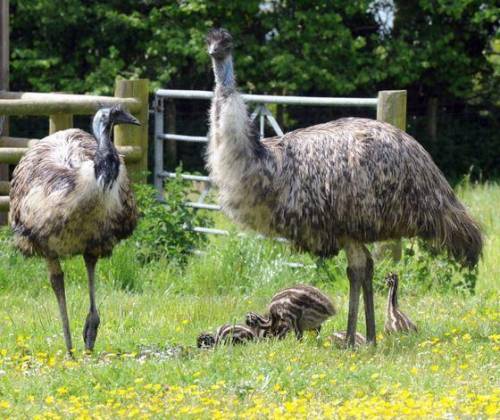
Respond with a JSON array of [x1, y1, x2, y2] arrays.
[[132, 169, 213, 265]]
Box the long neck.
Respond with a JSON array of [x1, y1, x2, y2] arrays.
[[213, 55, 235, 91], [209, 54, 264, 156], [387, 282, 398, 311], [93, 121, 120, 189]]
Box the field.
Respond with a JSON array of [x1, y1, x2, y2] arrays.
[[0, 182, 498, 418]]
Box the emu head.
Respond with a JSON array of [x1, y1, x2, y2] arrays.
[[206, 28, 233, 60], [385, 272, 399, 288], [92, 105, 140, 141], [245, 312, 261, 328], [196, 332, 216, 349]]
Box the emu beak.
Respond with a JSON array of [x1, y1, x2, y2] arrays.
[[114, 111, 141, 126]]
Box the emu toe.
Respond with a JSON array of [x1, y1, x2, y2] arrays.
[[83, 312, 100, 351]]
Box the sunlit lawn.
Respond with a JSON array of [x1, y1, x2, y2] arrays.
[[0, 182, 498, 418]]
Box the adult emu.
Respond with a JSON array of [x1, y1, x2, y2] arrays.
[[205, 28, 482, 347], [9, 106, 140, 354]]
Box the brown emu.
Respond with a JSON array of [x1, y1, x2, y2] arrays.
[[9, 106, 139, 355], [205, 28, 482, 347]]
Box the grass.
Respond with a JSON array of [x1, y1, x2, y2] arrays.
[[0, 182, 498, 418]]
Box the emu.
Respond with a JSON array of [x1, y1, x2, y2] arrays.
[[205, 28, 482, 347], [246, 284, 335, 340], [9, 106, 140, 355], [384, 273, 417, 334]]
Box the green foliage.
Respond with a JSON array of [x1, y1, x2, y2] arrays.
[[131, 169, 212, 265], [399, 240, 478, 294]]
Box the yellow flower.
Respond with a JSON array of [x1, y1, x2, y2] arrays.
[[431, 365, 439, 372], [45, 396, 55, 405], [410, 367, 418, 375], [182, 319, 189, 325], [57, 387, 68, 395], [0, 401, 10, 409]]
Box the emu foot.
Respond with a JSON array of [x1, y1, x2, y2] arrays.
[[83, 312, 100, 351]]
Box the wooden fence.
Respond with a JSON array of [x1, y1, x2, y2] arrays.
[[0, 78, 149, 213]]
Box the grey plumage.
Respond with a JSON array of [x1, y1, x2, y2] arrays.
[[205, 28, 482, 346], [384, 273, 417, 334], [9, 106, 140, 354], [197, 324, 257, 348]]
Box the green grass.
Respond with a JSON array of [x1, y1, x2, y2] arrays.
[[0, 182, 498, 418]]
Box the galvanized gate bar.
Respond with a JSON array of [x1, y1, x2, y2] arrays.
[[161, 133, 208, 143], [156, 89, 378, 107]]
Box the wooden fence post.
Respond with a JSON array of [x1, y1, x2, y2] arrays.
[[114, 79, 149, 183], [376, 90, 407, 262], [49, 114, 73, 134]]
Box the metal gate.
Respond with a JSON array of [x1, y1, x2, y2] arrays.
[[153, 89, 405, 238]]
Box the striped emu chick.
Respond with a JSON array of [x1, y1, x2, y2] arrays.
[[197, 324, 257, 349], [384, 273, 417, 333], [329, 331, 366, 348], [267, 285, 335, 340], [245, 312, 272, 338]]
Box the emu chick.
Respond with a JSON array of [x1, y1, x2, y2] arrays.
[[247, 285, 335, 340], [197, 324, 257, 349]]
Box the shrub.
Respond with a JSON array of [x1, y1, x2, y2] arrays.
[[132, 169, 213, 265]]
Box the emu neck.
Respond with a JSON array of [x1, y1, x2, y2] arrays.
[[387, 282, 398, 311], [212, 55, 235, 90], [93, 122, 120, 189]]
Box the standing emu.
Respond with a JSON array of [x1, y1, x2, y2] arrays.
[[205, 28, 482, 347], [9, 106, 140, 354]]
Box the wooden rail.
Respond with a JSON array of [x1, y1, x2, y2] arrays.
[[0, 78, 149, 213]]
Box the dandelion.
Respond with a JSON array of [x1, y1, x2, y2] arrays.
[[0, 401, 10, 409], [45, 396, 55, 405], [57, 387, 68, 395]]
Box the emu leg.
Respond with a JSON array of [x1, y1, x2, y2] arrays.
[[314, 326, 322, 337], [47, 259, 73, 355], [360, 246, 376, 344], [83, 254, 100, 352], [346, 267, 362, 347], [345, 241, 370, 347], [292, 318, 303, 340]]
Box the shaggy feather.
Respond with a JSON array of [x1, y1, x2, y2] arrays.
[[9, 128, 137, 258]]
